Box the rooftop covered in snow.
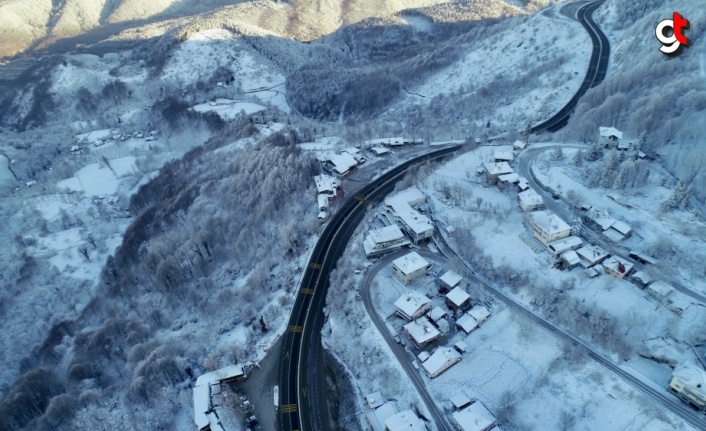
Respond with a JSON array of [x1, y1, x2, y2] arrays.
[[392, 251, 430, 276], [451, 401, 496, 431]]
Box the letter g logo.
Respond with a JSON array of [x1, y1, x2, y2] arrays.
[[656, 12, 690, 56]]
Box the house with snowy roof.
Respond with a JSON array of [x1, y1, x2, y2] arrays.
[[483, 162, 514, 183], [384, 410, 426, 431], [576, 244, 609, 268], [324, 152, 359, 178], [392, 251, 430, 285], [601, 256, 634, 280], [527, 210, 571, 246], [598, 126, 623, 148], [422, 346, 461, 378], [451, 401, 497, 431], [439, 270, 463, 292], [365, 400, 399, 431], [363, 225, 410, 257], [394, 290, 432, 321], [446, 286, 471, 312], [547, 236, 583, 256], [584, 208, 632, 241], [518, 188, 544, 212], [669, 363, 706, 411], [384, 187, 434, 244], [403, 316, 440, 349], [493, 150, 514, 163]]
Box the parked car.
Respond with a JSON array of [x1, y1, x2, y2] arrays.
[[394, 335, 401, 344]]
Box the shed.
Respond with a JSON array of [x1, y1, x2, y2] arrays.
[[450, 394, 472, 410], [446, 286, 471, 312], [440, 270, 463, 291]]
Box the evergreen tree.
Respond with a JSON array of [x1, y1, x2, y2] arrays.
[[600, 151, 619, 188], [572, 149, 583, 166], [551, 146, 564, 161], [586, 143, 603, 161]]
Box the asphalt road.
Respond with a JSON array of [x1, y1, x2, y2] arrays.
[[360, 249, 454, 430], [516, 146, 706, 305], [432, 232, 706, 430], [530, 0, 609, 133], [277, 145, 462, 431]]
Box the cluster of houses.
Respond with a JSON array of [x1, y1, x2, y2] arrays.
[[73, 128, 159, 150], [322, 147, 367, 178], [389, 251, 491, 379], [598, 126, 648, 158], [364, 391, 427, 431], [313, 174, 340, 220], [364, 391, 500, 431], [363, 187, 434, 257]]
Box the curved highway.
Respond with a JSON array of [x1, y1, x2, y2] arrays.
[[530, 0, 609, 133], [277, 145, 461, 431]]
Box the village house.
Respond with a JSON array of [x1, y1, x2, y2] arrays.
[[527, 210, 572, 246], [440, 270, 463, 292], [384, 187, 434, 244], [498, 173, 520, 188], [392, 251, 430, 285], [647, 281, 674, 302], [456, 313, 479, 334], [576, 244, 609, 268], [483, 162, 514, 183], [449, 394, 472, 410], [598, 126, 623, 148], [468, 305, 490, 324], [365, 396, 399, 431], [313, 174, 339, 198], [193, 365, 246, 431], [422, 347, 462, 378], [342, 147, 366, 163], [324, 152, 359, 178], [560, 250, 581, 269], [669, 363, 706, 412], [363, 225, 410, 257], [547, 236, 583, 256], [394, 290, 432, 321], [404, 316, 441, 349], [513, 140, 527, 151], [370, 146, 391, 156], [428, 306, 447, 323], [601, 256, 634, 280], [518, 188, 544, 212], [384, 410, 427, 431], [446, 286, 471, 313], [517, 177, 530, 191], [451, 401, 497, 431], [629, 270, 653, 288], [493, 150, 514, 163], [584, 208, 632, 241]]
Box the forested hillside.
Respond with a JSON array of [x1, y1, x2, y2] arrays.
[[0, 119, 320, 430], [566, 0, 706, 201]]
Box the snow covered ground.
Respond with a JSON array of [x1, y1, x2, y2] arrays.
[[192, 99, 266, 120]]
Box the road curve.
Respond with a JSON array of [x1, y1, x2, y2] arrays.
[[277, 145, 462, 431], [530, 1, 609, 133]]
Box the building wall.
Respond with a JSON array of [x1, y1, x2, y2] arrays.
[[530, 224, 571, 246], [405, 328, 439, 349], [669, 377, 706, 410], [520, 201, 542, 212], [427, 357, 461, 379]]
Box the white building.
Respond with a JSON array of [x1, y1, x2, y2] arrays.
[[493, 150, 514, 162], [601, 256, 634, 280], [456, 313, 479, 334], [647, 280, 674, 301], [404, 316, 441, 349], [669, 362, 706, 411], [428, 306, 447, 323], [325, 153, 359, 177], [483, 162, 514, 182], [342, 147, 366, 163], [517, 177, 530, 191], [527, 210, 571, 246], [392, 251, 430, 285], [193, 365, 246, 431], [422, 347, 461, 378], [370, 146, 391, 156], [598, 126, 623, 147], [513, 140, 527, 151], [446, 286, 470, 312], [518, 188, 544, 212], [317, 194, 329, 211], [440, 270, 463, 291], [394, 290, 432, 321], [384, 410, 426, 431], [451, 401, 496, 431], [366, 400, 399, 431], [450, 394, 472, 410], [576, 245, 609, 268], [560, 250, 581, 269], [313, 174, 339, 198], [365, 391, 385, 409], [364, 225, 410, 257], [584, 208, 632, 241], [384, 187, 434, 244], [468, 305, 490, 324], [547, 236, 583, 255]]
